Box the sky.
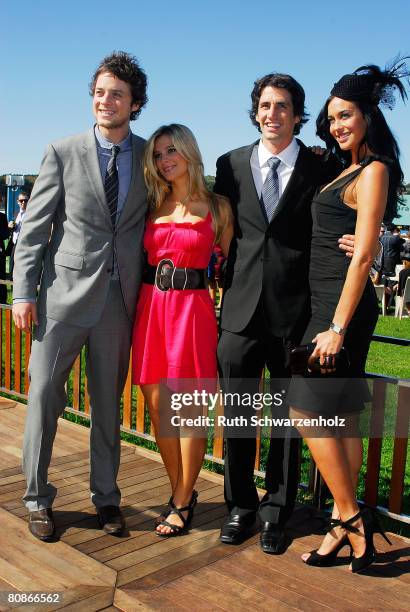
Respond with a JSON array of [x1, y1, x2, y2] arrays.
[[2, 0, 410, 182]]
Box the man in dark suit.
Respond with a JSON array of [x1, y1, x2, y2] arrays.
[[215, 73, 349, 554], [380, 223, 404, 275], [0, 198, 10, 304]]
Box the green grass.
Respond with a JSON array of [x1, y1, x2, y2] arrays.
[[367, 316, 410, 378], [365, 317, 410, 520], [374, 316, 410, 339]]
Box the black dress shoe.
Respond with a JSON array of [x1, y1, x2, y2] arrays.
[[97, 505, 125, 535], [220, 513, 256, 545], [260, 522, 287, 554], [28, 508, 55, 542]]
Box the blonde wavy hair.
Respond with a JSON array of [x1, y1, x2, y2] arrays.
[[143, 124, 230, 243]]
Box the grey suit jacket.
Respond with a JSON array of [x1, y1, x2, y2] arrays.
[[13, 128, 147, 327]]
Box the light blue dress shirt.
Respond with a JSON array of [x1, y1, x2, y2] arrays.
[[94, 125, 133, 222]]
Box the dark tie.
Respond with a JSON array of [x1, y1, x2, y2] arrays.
[[261, 157, 281, 222], [105, 145, 120, 225]]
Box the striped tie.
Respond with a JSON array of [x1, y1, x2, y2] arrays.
[[261, 157, 281, 222], [105, 145, 120, 225]]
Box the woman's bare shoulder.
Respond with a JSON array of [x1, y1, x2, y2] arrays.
[[360, 160, 389, 182]]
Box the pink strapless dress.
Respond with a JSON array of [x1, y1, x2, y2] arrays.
[[132, 212, 217, 385]]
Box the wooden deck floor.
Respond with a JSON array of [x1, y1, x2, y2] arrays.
[[0, 397, 409, 611]]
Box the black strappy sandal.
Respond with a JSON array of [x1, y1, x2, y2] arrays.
[[303, 514, 352, 566], [154, 489, 198, 527], [156, 492, 198, 538], [308, 508, 391, 573], [346, 508, 391, 574]]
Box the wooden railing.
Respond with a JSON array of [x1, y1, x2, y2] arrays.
[[1, 298, 409, 524]]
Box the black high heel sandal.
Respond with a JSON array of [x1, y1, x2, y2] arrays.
[[304, 535, 352, 567], [331, 508, 392, 574], [303, 517, 353, 567], [156, 491, 198, 538], [154, 489, 198, 527]]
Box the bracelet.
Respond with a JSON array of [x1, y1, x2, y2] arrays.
[[330, 321, 346, 335]]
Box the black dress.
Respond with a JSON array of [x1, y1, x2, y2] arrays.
[[288, 161, 379, 415]]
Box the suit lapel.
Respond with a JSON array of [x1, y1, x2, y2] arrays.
[[117, 135, 146, 228], [238, 142, 268, 231], [269, 141, 310, 223], [81, 129, 111, 224]]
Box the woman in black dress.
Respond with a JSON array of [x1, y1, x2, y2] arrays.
[[289, 59, 409, 573]]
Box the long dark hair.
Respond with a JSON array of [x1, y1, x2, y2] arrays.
[[317, 59, 410, 222], [316, 99, 403, 222]]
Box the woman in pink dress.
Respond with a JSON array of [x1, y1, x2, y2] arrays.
[[132, 124, 232, 536]]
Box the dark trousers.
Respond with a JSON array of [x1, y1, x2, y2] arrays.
[[217, 302, 299, 525], [0, 252, 7, 304], [8, 243, 16, 280]]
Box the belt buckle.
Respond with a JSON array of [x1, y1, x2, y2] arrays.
[[155, 259, 175, 292]]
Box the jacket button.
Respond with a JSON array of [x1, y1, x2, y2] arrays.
[[107, 268, 112, 273]]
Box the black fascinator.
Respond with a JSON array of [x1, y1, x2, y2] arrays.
[[331, 55, 410, 109]]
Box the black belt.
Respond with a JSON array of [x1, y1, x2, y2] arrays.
[[143, 259, 207, 291]]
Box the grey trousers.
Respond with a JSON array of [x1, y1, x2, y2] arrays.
[[22, 281, 132, 511]]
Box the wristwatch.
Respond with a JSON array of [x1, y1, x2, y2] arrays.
[[330, 321, 346, 335]]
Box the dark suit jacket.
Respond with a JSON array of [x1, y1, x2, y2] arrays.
[[214, 140, 338, 341], [0, 213, 10, 275], [380, 233, 405, 275]]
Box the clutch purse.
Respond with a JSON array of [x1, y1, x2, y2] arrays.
[[290, 343, 350, 375]]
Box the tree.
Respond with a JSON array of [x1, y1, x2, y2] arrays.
[[205, 175, 215, 190]]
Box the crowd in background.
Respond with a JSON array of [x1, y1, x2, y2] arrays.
[[0, 191, 29, 303], [371, 223, 410, 314]]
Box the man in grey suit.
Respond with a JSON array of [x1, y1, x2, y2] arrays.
[[12, 51, 148, 541]]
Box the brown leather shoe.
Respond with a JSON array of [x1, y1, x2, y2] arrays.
[[97, 505, 125, 535], [28, 508, 55, 541]]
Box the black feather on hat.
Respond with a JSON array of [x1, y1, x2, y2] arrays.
[[331, 55, 410, 109]]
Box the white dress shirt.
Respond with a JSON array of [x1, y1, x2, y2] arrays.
[[12, 209, 25, 244], [250, 138, 300, 199]]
